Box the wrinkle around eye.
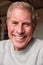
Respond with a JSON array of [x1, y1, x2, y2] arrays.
[[11, 21, 19, 25], [23, 23, 32, 27]]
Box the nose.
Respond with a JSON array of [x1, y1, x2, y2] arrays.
[[17, 24, 24, 34]]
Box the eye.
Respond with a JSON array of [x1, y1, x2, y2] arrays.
[[23, 22, 32, 27], [12, 21, 18, 25]]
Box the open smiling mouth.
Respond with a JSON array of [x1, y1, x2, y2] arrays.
[[12, 34, 27, 42]]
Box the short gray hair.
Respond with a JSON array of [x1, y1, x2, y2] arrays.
[[7, 1, 36, 29]]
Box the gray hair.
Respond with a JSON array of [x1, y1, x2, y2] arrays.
[[7, 1, 36, 29]]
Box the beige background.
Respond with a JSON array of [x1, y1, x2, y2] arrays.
[[33, 9, 43, 39]]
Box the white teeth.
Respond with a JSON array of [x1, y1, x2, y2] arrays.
[[16, 36, 24, 39], [12, 33, 26, 40]]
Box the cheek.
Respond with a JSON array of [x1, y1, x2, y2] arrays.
[[7, 24, 14, 33], [25, 27, 33, 35]]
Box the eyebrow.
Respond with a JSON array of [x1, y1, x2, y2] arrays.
[[11, 20, 32, 25], [23, 22, 32, 25]]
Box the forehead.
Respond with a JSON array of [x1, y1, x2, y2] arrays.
[[8, 8, 32, 22]]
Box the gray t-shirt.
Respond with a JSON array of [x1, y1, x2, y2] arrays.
[[0, 38, 43, 65]]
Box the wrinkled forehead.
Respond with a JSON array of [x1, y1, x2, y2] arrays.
[[9, 6, 32, 15], [8, 8, 32, 21], [11, 8, 32, 15], [7, 8, 32, 20]]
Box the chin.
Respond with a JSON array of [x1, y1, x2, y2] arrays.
[[13, 41, 27, 50]]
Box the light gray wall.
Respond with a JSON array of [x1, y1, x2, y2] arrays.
[[33, 9, 43, 39]]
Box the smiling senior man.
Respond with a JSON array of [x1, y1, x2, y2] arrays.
[[0, 1, 43, 65]]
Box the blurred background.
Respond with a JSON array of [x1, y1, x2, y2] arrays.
[[0, 0, 43, 40]]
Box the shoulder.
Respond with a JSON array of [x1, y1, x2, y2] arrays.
[[36, 39, 43, 47], [31, 38, 43, 54], [0, 39, 11, 47], [33, 38, 43, 43], [0, 39, 11, 54], [0, 39, 11, 63], [36, 39, 43, 65], [0, 39, 12, 52], [32, 38, 43, 47], [34, 38, 43, 58], [0, 39, 11, 52], [32, 38, 43, 64], [37, 39, 43, 54]]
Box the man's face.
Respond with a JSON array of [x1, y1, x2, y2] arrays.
[[7, 8, 33, 50]]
